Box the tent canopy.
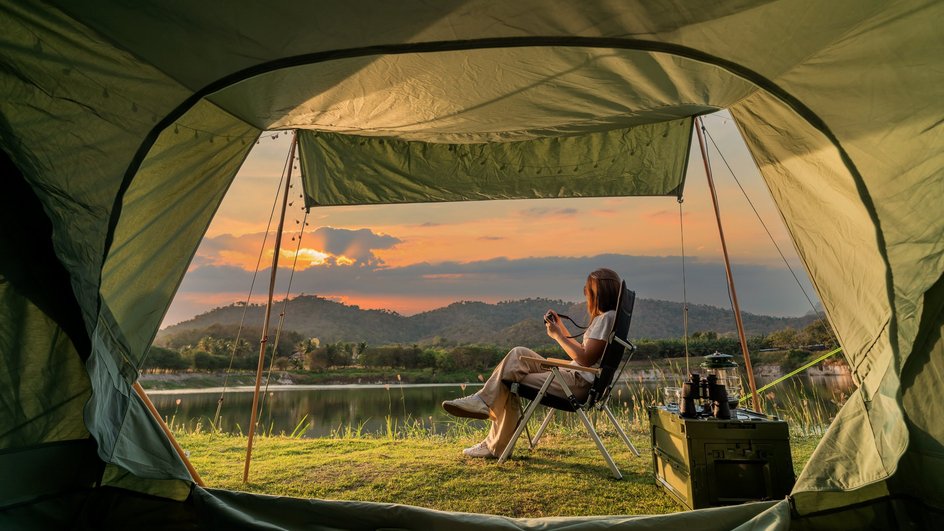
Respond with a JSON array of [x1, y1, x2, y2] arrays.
[[2, 1, 942, 529]]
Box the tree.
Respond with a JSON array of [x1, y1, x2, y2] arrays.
[[143, 346, 188, 371], [297, 338, 320, 370], [767, 327, 799, 350], [691, 330, 718, 341], [192, 350, 227, 371], [351, 341, 368, 363], [798, 319, 838, 349]]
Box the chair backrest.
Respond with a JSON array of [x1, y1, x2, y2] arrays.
[[585, 281, 636, 408]]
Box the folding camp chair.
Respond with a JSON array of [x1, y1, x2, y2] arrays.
[[497, 281, 641, 479]]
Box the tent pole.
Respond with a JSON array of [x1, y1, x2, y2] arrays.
[[132, 382, 205, 487], [243, 131, 298, 483], [694, 117, 761, 411]]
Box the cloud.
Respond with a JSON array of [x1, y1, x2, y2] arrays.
[[593, 208, 620, 217], [421, 273, 465, 280], [166, 252, 820, 326], [193, 226, 401, 270], [304, 226, 400, 266], [520, 207, 579, 218], [646, 210, 678, 222]]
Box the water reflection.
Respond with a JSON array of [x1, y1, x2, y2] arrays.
[[151, 375, 855, 438], [152, 384, 489, 438]]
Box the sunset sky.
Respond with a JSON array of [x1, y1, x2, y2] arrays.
[[164, 112, 820, 327]]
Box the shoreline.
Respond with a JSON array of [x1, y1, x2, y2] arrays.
[[140, 362, 851, 393], [146, 382, 484, 395]]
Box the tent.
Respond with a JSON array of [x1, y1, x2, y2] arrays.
[[1, 0, 941, 528]]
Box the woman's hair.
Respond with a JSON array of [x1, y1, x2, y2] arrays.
[[585, 268, 622, 317]]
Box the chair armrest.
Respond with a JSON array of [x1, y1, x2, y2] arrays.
[[520, 356, 601, 375]]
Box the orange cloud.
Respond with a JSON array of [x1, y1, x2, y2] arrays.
[[645, 209, 681, 223], [279, 247, 331, 268], [196, 226, 401, 270]]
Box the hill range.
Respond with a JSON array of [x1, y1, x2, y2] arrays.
[[157, 295, 817, 347]]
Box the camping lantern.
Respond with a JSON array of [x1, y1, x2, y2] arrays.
[[700, 352, 741, 409]]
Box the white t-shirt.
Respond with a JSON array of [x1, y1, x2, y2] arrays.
[[571, 310, 616, 383]]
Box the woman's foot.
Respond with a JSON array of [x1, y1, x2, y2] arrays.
[[441, 394, 489, 419], [462, 440, 495, 458]]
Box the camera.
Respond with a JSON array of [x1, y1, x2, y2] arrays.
[[544, 311, 557, 323]]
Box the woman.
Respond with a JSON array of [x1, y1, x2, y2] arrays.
[[441, 268, 622, 458]]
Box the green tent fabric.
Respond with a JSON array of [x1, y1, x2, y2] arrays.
[[1, 0, 942, 529], [298, 119, 694, 206]]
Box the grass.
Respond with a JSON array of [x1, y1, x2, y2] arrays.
[[751, 379, 847, 437], [175, 424, 820, 518], [160, 360, 840, 516]]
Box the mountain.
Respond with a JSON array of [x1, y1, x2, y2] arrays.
[[157, 295, 818, 347]]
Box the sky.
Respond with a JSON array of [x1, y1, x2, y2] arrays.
[[163, 112, 820, 327]]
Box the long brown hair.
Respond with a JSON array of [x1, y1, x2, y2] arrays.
[[585, 268, 621, 318]]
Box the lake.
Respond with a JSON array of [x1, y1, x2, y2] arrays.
[[150, 374, 856, 438]]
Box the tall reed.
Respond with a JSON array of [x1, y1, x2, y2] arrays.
[[166, 371, 847, 441]]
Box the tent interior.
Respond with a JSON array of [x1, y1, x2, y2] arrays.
[[2, 1, 942, 529]]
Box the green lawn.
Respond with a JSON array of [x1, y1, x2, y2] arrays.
[[176, 429, 819, 518]]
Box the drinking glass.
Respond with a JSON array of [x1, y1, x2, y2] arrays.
[[663, 386, 681, 410], [723, 375, 742, 410]]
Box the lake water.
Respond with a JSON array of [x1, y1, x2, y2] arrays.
[[151, 373, 856, 438]]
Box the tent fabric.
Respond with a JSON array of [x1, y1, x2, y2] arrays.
[[0, 148, 91, 453], [86, 99, 257, 486], [192, 488, 786, 531], [0, 485, 785, 530], [208, 47, 754, 143], [1, 0, 942, 529], [729, 96, 905, 508], [298, 119, 694, 207], [0, 281, 90, 448]]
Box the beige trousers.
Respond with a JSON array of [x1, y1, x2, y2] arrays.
[[477, 347, 591, 456]]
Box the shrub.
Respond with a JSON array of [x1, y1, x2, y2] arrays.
[[193, 351, 229, 371], [449, 346, 502, 371], [143, 346, 189, 371], [783, 349, 812, 372], [433, 349, 456, 371]]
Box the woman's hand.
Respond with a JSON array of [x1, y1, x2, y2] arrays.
[[545, 309, 591, 365], [544, 310, 567, 339]]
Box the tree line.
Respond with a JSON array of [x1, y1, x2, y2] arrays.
[[143, 318, 837, 373]]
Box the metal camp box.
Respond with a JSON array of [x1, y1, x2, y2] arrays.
[[648, 406, 795, 510]]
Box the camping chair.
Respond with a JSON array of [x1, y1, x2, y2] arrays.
[[497, 281, 641, 479]]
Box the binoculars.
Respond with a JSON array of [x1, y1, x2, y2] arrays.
[[544, 311, 557, 323], [679, 373, 731, 419]]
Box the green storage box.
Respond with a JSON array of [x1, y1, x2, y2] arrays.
[[648, 406, 795, 510]]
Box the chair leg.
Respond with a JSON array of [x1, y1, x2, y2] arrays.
[[530, 409, 554, 448], [603, 404, 640, 457], [576, 409, 622, 479], [498, 374, 554, 463], [514, 393, 534, 448]]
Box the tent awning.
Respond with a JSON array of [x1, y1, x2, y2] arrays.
[[298, 118, 693, 206]]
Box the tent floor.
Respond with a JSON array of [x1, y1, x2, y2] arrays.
[[1, 486, 201, 531]]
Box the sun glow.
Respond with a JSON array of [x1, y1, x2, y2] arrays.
[[280, 248, 330, 268], [279, 248, 359, 269]]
